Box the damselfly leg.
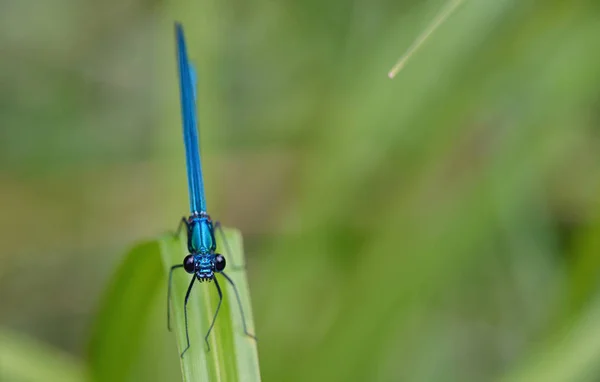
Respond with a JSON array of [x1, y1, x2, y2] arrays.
[[180, 276, 196, 358], [221, 272, 257, 341], [167, 264, 184, 331], [204, 277, 223, 352], [173, 216, 189, 239], [214, 221, 245, 270]]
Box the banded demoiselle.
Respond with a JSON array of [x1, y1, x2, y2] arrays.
[[167, 22, 256, 356]]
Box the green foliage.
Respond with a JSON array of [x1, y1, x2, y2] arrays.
[[0, 329, 86, 382], [2, 0, 600, 381], [159, 229, 261, 382], [2, 230, 258, 382], [87, 228, 259, 381], [88, 240, 166, 382]]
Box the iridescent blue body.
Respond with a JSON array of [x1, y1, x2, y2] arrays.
[[187, 215, 217, 280], [176, 23, 205, 214], [175, 22, 218, 281], [168, 22, 256, 356]]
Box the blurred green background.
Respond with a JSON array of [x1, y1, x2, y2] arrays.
[[2, 0, 600, 381]]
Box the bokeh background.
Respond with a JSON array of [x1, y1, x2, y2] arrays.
[[2, 0, 600, 381]]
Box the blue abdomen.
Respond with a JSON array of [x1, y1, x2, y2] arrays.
[[188, 217, 216, 254]]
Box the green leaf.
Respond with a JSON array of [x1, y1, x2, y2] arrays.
[[88, 240, 167, 382], [0, 328, 86, 382], [88, 227, 260, 382], [162, 228, 261, 382]]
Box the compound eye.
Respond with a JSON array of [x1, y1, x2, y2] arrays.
[[183, 255, 195, 273], [214, 254, 226, 272]]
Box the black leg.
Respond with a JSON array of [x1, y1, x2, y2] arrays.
[[214, 221, 244, 270], [167, 264, 185, 331], [204, 277, 223, 352], [221, 272, 257, 341], [180, 276, 196, 358], [173, 217, 188, 239]]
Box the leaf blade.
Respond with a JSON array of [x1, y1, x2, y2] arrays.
[[159, 227, 261, 382]]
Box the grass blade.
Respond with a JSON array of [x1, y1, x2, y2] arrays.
[[161, 227, 261, 382], [88, 240, 168, 382], [89, 227, 260, 382]]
